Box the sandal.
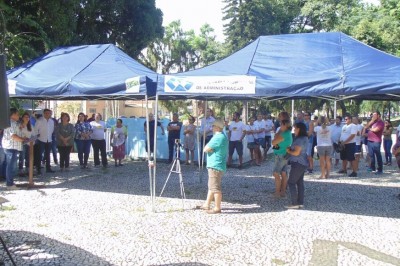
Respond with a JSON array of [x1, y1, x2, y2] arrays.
[[206, 209, 221, 214], [194, 205, 210, 210]]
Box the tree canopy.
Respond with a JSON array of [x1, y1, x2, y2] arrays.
[[1, 0, 163, 67]]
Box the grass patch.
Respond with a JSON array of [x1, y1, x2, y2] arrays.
[[37, 223, 49, 227], [1, 205, 16, 211], [271, 258, 288, 265]]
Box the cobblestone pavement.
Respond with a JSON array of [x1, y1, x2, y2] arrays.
[[1, 154, 400, 265]]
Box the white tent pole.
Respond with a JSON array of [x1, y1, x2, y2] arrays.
[[196, 100, 201, 169], [291, 99, 295, 125], [334, 100, 337, 119], [145, 95, 154, 211], [200, 100, 208, 183], [153, 94, 159, 211]]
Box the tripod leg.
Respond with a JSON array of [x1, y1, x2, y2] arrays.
[[159, 159, 177, 197]]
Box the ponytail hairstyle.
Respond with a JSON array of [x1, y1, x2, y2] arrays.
[[320, 116, 327, 129]]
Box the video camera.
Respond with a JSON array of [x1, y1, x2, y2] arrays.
[[174, 139, 182, 148], [272, 144, 280, 150]]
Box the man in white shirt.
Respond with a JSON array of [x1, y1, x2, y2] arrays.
[[34, 108, 55, 174], [199, 108, 215, 164], [227, 112, 246, 169], [254, 113, 266, 160], [338, 114, 357, 177], [90, 113, 108, 168], [264, 114, 275, 157], [329, 116, 342, 167]]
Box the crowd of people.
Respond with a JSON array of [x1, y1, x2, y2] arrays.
[[2, 107, 400, 212], [191, 109, 400, 212], [0, 108, 127, 190]]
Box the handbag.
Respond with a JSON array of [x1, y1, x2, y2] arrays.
[[333, 142, 345, 153]]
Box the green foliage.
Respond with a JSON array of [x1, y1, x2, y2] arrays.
[[1, 0, 163, 68], [140, 21, 224, 73], [223, 0, 301, 52]]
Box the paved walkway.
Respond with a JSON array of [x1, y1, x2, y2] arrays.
[[1, 155, 399, 265]]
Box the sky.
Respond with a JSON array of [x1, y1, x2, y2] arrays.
[[155, 0, 225, 41], [156, 0, 380, 42]]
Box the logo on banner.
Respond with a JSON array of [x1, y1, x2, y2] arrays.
[[166, 77, 193, 91], [164, 75, 256, 94], [125, 77, 140, 93]]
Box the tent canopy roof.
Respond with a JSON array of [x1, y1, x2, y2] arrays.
[[157, 32, 400, 101], [7, 44, 157, 100]]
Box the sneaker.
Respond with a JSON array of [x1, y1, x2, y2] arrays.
[[338, 169, 347, 174], [285, 205, 301, 209], [383, 162, 388, 166], [374, 171, 383, 175], [298, 205, 304, 208], [6, 185, 20, 190], [348, 172, 357, 177], [387, 163, 392, 166], [307, 169, 313, 174], [367, 168, 375, 172]]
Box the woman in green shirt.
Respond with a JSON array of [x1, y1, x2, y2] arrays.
[[271, 118, 293, 198]]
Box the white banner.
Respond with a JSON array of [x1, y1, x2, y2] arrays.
[[125, 76, 141, 93], [8, 79, 16, 95], [164, 75, 256, 94]]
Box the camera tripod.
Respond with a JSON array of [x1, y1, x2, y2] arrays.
[[159, 141, 186, 208]]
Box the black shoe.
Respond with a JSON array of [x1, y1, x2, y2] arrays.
[[348, 172, 357, 177], [46, 169, 55, 173]]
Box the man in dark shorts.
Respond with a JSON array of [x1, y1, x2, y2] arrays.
[[338, 114, 358, 177]]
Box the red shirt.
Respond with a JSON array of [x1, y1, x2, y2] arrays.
[[367, 120, 384, 142]]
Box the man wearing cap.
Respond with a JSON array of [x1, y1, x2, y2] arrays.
[[365, 111, 384, 174], [167, 113, 182, 164], [197, 118, 228, 214]]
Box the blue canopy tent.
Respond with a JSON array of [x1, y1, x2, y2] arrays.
[[6, 44, 160, 208], [7, 44, 157, 100], [157, 32, 400, 101]]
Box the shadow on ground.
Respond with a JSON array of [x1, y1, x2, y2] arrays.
[[0, 230, 109, 265], [5, 159, 400, 219]]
